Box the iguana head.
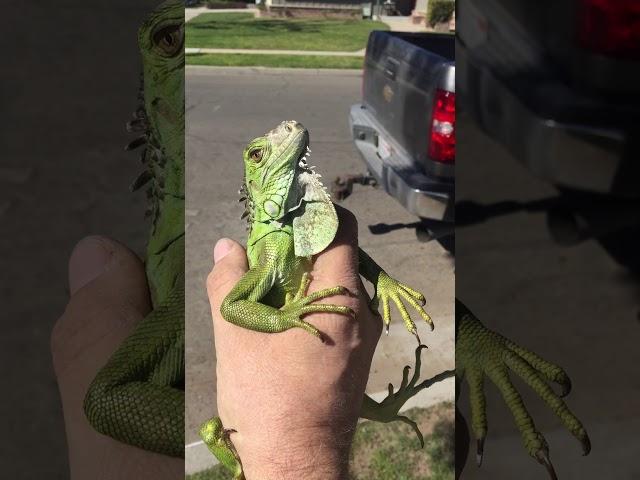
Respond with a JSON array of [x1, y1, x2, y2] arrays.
[[241, 121, 338, 257], [128, 0, 185, 305], [131, 0, 185, 221]]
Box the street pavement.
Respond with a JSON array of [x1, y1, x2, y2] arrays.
[[185, 66, 455, 470], [456, 111, 640, 479]]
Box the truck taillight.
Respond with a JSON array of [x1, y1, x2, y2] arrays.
[[578, 0, 640, 59], [428, 89, 455, 164]]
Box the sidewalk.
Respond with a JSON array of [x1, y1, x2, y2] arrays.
[[379, 14, 429, 32], [185, 6, 259, 21]]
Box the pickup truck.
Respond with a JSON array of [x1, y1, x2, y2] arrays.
[[348, 31, 455, 223]]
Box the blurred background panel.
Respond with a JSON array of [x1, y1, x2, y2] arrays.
[[1, 1, 160, 477], [457, 0, 640, 478]]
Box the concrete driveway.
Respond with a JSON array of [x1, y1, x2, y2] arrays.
[[185, 66, 455, 471]]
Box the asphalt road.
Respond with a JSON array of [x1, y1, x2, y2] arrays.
[[456, 111, 640, 479], [185, 66, 456, 455]]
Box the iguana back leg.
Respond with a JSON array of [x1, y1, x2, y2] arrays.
[[360, 344, 455, 447], [83, 283, 185, 457]]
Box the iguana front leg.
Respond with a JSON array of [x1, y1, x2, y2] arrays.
[[456, 300, 590, 478], [358, 248, 434, 341], [83, 283, 185, 457], [220, 264, 353, 339]]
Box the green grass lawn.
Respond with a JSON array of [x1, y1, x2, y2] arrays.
[[186, 13, 387, 51], [187, 402, 454, 480], [186, 52, 363, 69]]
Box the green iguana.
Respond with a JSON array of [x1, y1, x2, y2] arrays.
[[199, 120, 453, 479], [82, 0, 185, 457]]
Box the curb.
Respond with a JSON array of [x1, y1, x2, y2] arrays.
[[186, 47, 364, 57], [186, 65, 362, 76]]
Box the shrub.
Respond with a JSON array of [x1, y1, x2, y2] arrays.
[[427, 0, 454, 28], [206, 0, 247, 7]]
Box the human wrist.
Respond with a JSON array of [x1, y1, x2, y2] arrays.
[[240, 425, 353, 480]]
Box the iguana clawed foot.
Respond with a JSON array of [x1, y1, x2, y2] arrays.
[[281, 272, 354, 340], [456, 308, 590, 478], [371, 271, 433, 342], [200, 417, 244, 480], [361, 344, 455, 448]]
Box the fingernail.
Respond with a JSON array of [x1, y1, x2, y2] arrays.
[[213, 238, 234, 264], [69, 236, 114, 295]]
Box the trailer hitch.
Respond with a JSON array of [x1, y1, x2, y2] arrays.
[[331, 173, 377, 201]]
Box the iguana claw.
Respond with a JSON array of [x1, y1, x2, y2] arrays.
[[536, 449, 558, 480], [476, 436, 485, 466]]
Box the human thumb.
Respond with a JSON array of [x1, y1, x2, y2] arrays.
[[53, 236, 150, 376], [206, 238, 248, 314]]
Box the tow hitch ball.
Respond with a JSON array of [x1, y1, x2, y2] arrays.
[[332, 173, 377, 200]]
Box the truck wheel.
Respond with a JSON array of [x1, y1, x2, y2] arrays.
[[598, 225, 640, 274]]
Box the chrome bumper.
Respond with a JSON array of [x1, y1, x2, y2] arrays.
[[458, 40, 635, 198], [349, 104, 454, 222]]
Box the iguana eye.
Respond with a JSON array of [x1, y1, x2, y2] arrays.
[[152, 24, 183, 57], [250, 149, 263, 162]]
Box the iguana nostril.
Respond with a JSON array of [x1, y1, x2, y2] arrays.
[[285, 123, 293, 133]]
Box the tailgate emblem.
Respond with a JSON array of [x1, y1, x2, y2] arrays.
[[383, 84, 394, 103]]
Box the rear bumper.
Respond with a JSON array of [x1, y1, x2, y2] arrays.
[[458, 39, 638, 198], [349, 104, 454, 222]]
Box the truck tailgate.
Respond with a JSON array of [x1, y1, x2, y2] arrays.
[[363, 31, 455, 178]]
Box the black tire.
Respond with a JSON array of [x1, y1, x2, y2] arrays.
[[598, 225, 640, 274]]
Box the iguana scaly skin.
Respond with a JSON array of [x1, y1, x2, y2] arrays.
[[83, 0, 185, 457], [456, 300, 590, 479], [199, 121, 452, 479]]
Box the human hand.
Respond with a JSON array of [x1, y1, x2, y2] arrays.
[[207, 207, 382, 480], [51, 236, 183, 479]]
